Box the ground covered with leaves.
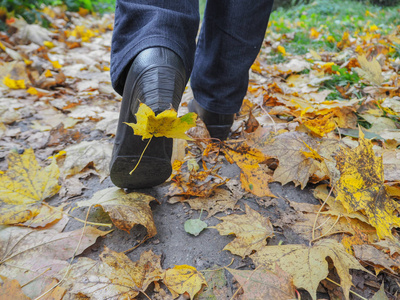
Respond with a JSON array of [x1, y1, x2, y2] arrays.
[[1, 0, 400, 299]]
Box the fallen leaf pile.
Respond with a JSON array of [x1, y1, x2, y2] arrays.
[[1, 1, 400, 299]]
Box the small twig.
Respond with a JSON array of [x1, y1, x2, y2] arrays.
[[122, 235, 151, 254], [259, 105, 277, 133], [311, 214, 342, 243], [295, 289, 301, 300], [34, 205, 93, 300], [42, 203, 112, 228], [325, 277, 368, 300], [311, 231, 351, 242], [311, 184, 335, 243], [21, 268, 51, 288], [130, 136, 153, 175]]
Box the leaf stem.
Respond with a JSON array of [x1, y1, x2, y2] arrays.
[[42, 203, 112, 228], [21, 268, 51, 288], [311, 184, 335, 243], [325, 277, 368, 300], [130, 136, 153, 175]]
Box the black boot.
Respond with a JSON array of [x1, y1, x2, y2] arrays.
[[110, 47, 186, 189], [188, 99, 234, 141]]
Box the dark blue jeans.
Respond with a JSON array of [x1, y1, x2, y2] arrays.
[[111, 0, 274, 115]]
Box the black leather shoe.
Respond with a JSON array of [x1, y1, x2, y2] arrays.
[[110, 47, 186, 189], [188, 99, 234, 141]]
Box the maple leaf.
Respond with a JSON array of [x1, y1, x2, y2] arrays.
[[196, 267, 227, 299], [61, 248, 164, 299], [0, 226, 109, 298], [251, 239, 367, 300], [221, 141, 275, 197], [374, 239, 400, 256], [335, 129, 400, 239], [0, 149, 60, 225], [246, 129, 324, 188], [214, 204, 274, 258], [303, 113, 336, 138], [76, 187, 157, 236], [61, 140, 112, 181], [354, 55, 384, 86], [164, 265, 207, 299], [125, 103, 197, 140], [227, 266, 296, 300]]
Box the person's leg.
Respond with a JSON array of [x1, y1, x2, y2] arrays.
[[190, 0, 274, 139], [109, 1, 199, 188], [111, 0, 199, 95]]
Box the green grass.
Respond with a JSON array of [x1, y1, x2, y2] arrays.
[[268, 0, 400, 55]]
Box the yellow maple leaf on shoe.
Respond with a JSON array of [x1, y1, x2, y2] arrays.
[[125, 103, 197, 140]]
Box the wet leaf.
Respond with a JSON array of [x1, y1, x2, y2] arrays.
[[335, 129, 400, 239], [353, 244, 399, 274], [184, 219, 207, 236], [164, 265, 207, 299], [196, 267, 227, 300], [126, 103, 197, 140], [0, 149, 60, 225], [214, 204, 273, 257], [62, 248, 164, 299], [76, 187, 157, 236], [251, 239, 367, 300], [227, 265, 296, 300], [62, 140, 112, 181], [0, 226, 108, 298]]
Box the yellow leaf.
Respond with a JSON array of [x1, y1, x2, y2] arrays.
[[44, 69, 53, 77], [43, 41, 55, 48], [0, 276, 30, 300], [50, 60, 62, 69], [277, 45, 286, 55], [0, 149, 60, 225], [221, 141, 275, 197], [310, 27, 320, 39], [370, 24, 379, 32], [26, 87, 38, 95], [3, 75, 25, 89], [326, 35, 336, 43], [335, 129, 400, 239], [214, 204, 274, 257], [76, 187, 157, 236], [125, 103, 197, 140], [164, 265, 207, 299], [354, 54, 384, 85], [251, 239, 367, 300], [303, 113, 336, 137]]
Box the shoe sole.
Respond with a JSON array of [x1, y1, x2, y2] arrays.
[[110, 155, 172, 189]]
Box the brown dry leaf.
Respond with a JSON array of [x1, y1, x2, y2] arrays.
[[183, 188, 239, 218], [168, 166, 227, 198], [335, 129, 400, 239], [251, 239, 367, 300], [374, 239, 400, 256], [247, 129, 323, 189], [0, 226, 109, 299], [61, 140, 112, 181], [221, 141, 275, 197], [227, 265, 296, 300], [62, 248, 164, 299], [0, 275, 30, 300], [164, 265, 207, 299], [353, 244, 400, 274], [0, 149, 60, 225], [214, 204, 273, 257], [355, 55, 384, 86], [76, 187, 157, 236], [382, 149, 400, 182]]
